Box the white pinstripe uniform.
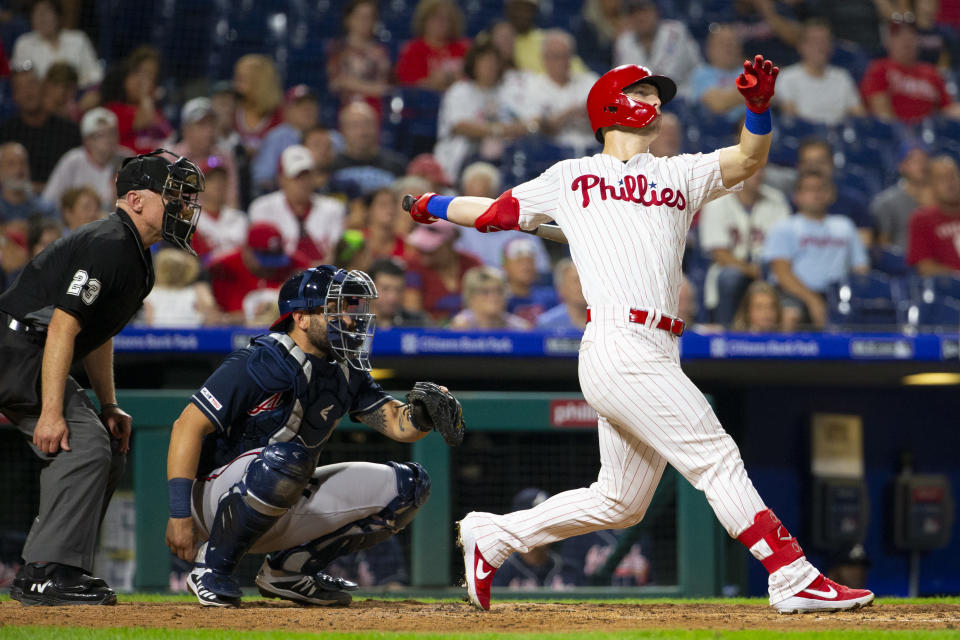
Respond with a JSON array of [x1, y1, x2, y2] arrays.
[[465, 150, 820, 603]]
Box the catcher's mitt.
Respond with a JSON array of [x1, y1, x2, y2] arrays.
[[405, 381, 465, 446]]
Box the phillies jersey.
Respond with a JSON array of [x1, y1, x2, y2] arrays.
[[513, 150, 740, 316]]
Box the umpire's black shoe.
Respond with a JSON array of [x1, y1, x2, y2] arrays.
[[10, 563, 117, 606]]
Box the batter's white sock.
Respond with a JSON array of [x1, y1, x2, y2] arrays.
[[737, 509, 821, 604]]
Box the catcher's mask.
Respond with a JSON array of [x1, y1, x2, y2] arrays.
[[116, 148, 205, 254], [271, 265, 378, 371]]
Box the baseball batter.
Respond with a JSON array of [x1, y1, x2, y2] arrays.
[[165, 266, 465, 607], [404, 56, 874, 614]]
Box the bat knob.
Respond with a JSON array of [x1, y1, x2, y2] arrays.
[[401, 194, 416, 212]]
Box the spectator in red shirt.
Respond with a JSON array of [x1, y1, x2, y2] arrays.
[[100, 46, 173, 154], [396, 0, 470, 91], [207, 222, 311, 324], [403, 219, 482, 322], [861, 20, 960, 123], [907, 155, 960, 275]]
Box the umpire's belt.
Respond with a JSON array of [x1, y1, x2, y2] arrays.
[[1, 311, 47, 343], [586, 307, 685, 337]]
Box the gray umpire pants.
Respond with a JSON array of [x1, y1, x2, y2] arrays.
[[0, 326, 125, 572]]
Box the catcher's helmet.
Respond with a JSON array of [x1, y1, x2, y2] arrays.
[[271, 266, 379, 371], [587, 65, 677, 143], [117, 148, 205, 255]]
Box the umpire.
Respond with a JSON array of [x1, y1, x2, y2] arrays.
[[1, 149, 204, 605]]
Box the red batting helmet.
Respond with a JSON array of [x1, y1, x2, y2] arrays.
[[587, 65, 677, 143]]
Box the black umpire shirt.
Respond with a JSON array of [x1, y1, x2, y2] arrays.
[[0, 208, 155, 360]]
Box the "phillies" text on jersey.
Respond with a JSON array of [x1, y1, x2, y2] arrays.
[[571, 174, 687, 210]]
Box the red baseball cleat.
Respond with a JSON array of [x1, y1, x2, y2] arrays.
[[773, 575, 874, 614], [457, 513, 496, 610]]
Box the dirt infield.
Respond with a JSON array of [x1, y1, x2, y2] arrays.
[[2, 600, 959, 633]]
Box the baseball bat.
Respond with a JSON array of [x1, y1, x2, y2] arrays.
[[401, 194, 569, 245]]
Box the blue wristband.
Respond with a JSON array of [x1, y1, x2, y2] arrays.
[[744, 108, 772, 135], [425, 195, 454, 220], [168, 478, 193, 518]]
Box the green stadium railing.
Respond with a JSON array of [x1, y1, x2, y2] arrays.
[[107, 390, 726, 596]]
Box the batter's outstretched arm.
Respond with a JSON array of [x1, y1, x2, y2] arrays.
[[718, 125, 772, 188], [718, 54, 779, 188], [357, 399, 430, 443]]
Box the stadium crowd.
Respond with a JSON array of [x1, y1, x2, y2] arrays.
[[0, 0, 959, 332]]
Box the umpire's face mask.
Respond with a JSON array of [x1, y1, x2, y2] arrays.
[[324, 270, 378, 371], [160, 157, 205, 255]]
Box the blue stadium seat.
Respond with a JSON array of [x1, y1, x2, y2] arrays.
[[154, 0, 216, 83], [685, 106, 737, 151], [207, 0, 284, 80], [283, 24, 329, 87], [0, 15, 29, 58], [503, 137, 575, 184], [0, 80, 13, 121], [462, 0, 498, 36], [906, 275, 960, 330], [871, 246, 911, 277], [830, 43, 871, 83], [826, 271, 907, 329], [97, 0, 158, 62], [842, 117, 903, 149], [836, 166, 883, 202], [383, 87, 442, 159]]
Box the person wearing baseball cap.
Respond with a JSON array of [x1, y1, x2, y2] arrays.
[[42, 107, 130, 212], [501, 236, 557, 324], [171, 97, 240, 208], [248, 144, 347, 264], [252, 85, 321, 194], [2, 148, 203, 606], [404, 219, 483, 321], [206, 221, 311, 323]]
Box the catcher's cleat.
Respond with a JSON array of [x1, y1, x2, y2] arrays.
[[773, 575, 874, 614], [458, 513, 496, 610], [255, 561, 357, 606], [10, 563, 116, 606], [187, 566, 242, 607]]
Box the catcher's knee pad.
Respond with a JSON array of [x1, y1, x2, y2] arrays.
[[387, 461, 430, 530], [243, 442, 314, 513]]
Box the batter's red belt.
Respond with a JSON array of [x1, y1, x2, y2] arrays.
[[585, 308, 685, 336]]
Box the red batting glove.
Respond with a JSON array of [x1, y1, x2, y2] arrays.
[[736, 54, 779, 113], [405, 192, 439, 224]]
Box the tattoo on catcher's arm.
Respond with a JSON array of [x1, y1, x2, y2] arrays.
[[399, 404, 416, 433], [360, 406, 390, 435]]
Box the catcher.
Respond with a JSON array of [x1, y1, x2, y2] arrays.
[[165, 265, 464, 607]]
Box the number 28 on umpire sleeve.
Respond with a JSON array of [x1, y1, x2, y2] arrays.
[[67, 269, 102, 305]]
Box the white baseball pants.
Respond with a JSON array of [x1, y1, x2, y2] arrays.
[[467, 305, 819, 602]]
